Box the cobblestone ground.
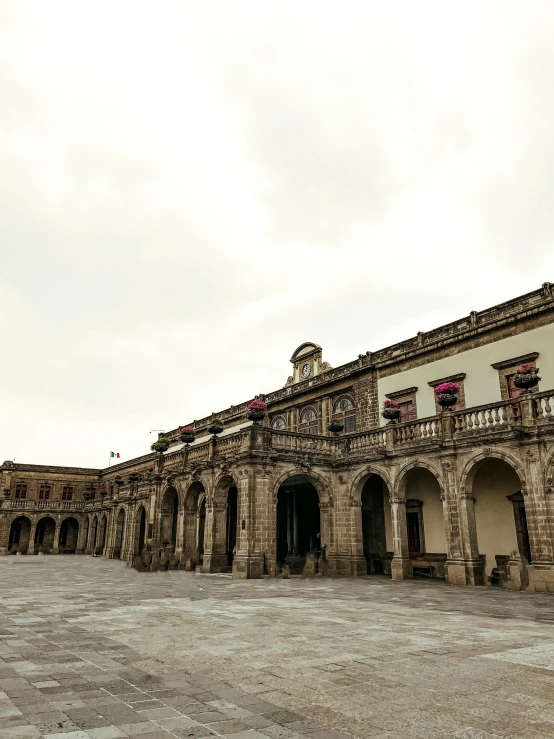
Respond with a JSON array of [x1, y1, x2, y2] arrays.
[[2, 560, 554, 739]]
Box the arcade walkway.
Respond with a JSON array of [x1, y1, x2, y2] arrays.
[[1, 559, 554, 738]]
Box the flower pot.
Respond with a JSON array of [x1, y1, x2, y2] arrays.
[[151, 439, 170, 453], [248, 410, 265, 423], [513, 373, 539, 392], [382, 407, 401, 422], [179, 432, 195, 444], [115, 478, 124, 486], [436, 392, 458, 410], [327, 421, 344, 436], [208, 421, 225, 435]]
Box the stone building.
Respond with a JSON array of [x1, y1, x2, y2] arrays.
[[2, 282, 554, 592]]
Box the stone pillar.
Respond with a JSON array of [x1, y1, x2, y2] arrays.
[[0, 515, 10, 555], [389, 495, 412, 580], [182, 506, 198, 568], [440, 459, 483, 586], [233, 468, 264, 579], [292, 490, 298, 554], [28, 521, 37, 555], [521, 448, 554, 592], [76, 518, 87, 554], [455, 493, 484, 585], [51, 522, 61, 555], [202, 502, 227, 572]]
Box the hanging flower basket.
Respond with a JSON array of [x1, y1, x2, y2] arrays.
[[129, 473, 140, 483], [114, 477, 124, 486], [151, 437, 170, 453], [247, 399, 267, 423], [83, 492, 91, 501], [327, 421, 344, 436], [382, 399, 401, 422], [434, 382, 460, 411], [179, 425, 195, 444], [208, 418, 225, 435], [513, 363, 541, 392]]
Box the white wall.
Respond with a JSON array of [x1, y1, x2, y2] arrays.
[[405, 468, 447, 554], [473, 461, 520, 575], [378, 323, 554, 424]]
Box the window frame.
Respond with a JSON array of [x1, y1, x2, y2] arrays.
[[331, 394, 356, 433], [270, 415, 287, 431], [62, 486, 74, 501], [385, 387, 418, 424], [299, 405, 319, 435], [39, 484, 51, 501], [428, 373, 467, 413], [491, 352, 539, 401], [15, 483, 27, 500]]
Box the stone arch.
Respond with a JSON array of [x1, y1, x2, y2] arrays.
[[394, 460, 447, 575], [211, 474, 239, 569], [463, 452, 529, 578], [395, 459, 445, 498], [274, 470, 326, 574], [160, 485, 179, 550], [350, 469, 393, 576], [350, 466, 393, 505], [34, 515, 57, 553], [59, 516, 79, 553], [90, 515, 98, 553], [83, 516, 90, 551], [8, 515, 32, 554], [97, 514, 108, 555], [460, 448, 526, 495], [272, 467, 332, 506], [134, 505, 147, 556], [182, 480, 207, 568]]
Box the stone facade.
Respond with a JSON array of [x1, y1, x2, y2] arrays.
[[2, 283, 554, 592]]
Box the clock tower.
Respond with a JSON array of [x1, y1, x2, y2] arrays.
[[286, 342, 332, 386]]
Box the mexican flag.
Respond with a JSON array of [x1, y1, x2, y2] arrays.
[[110, 451, 120, 458]]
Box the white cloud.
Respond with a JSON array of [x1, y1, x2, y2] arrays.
[[1, 0, 553, 466]]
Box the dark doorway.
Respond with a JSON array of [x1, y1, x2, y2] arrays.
[[161, 487, 178, 549], [226, 486, 238, 567], [34, 517, 56, 552], [361, 476, 388, 574], [114, 510, 125, 558], [59, 517, 79, 553], [9, 516, 32, 554], [276, 478, 320, 572], [138, 508, 147, 554], [198, 498, 206, 564]]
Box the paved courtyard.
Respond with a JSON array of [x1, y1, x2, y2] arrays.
[[2, 561, 554, 739]]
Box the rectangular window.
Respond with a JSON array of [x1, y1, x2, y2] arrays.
[[506, 374, 524, 400], [62, 486, 73, 501], [15, 484, 27, 499], [39, 484, 51, 500], [344, 415, 356, 433], [399, 401, 417, 423], [407, 511, 421, 553]]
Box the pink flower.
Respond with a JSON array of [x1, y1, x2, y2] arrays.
[[516, 363, 536, 374], [247, 400, 267, 411], [383, 399, 400, 409], [434, 382, 460, 395], [179, 425, 194, 433]]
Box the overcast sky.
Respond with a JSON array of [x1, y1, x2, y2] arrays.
[[1, 1, 554, 468]]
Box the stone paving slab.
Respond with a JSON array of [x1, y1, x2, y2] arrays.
[[1, 559, 554, 738]]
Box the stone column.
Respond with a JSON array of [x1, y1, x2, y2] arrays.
[[0, 514, 10, 555], [441, 459, 483, 586], [28, 521, 37, 555], [182, 506, 198, 568], [389, 495, 412, 580], [202, 502, 227, 572], [76, 518, 87, 554], [521, 449, 554, 592], [233, 468, 264, 579], [51, 522, 61, 555]]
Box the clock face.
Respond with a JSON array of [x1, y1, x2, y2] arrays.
[[301, 363, 311, 378]]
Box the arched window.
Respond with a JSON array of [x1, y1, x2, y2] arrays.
[[332, 394, 356, 433], [299, 406, 318, 435], [271, 416, 287, 431]]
